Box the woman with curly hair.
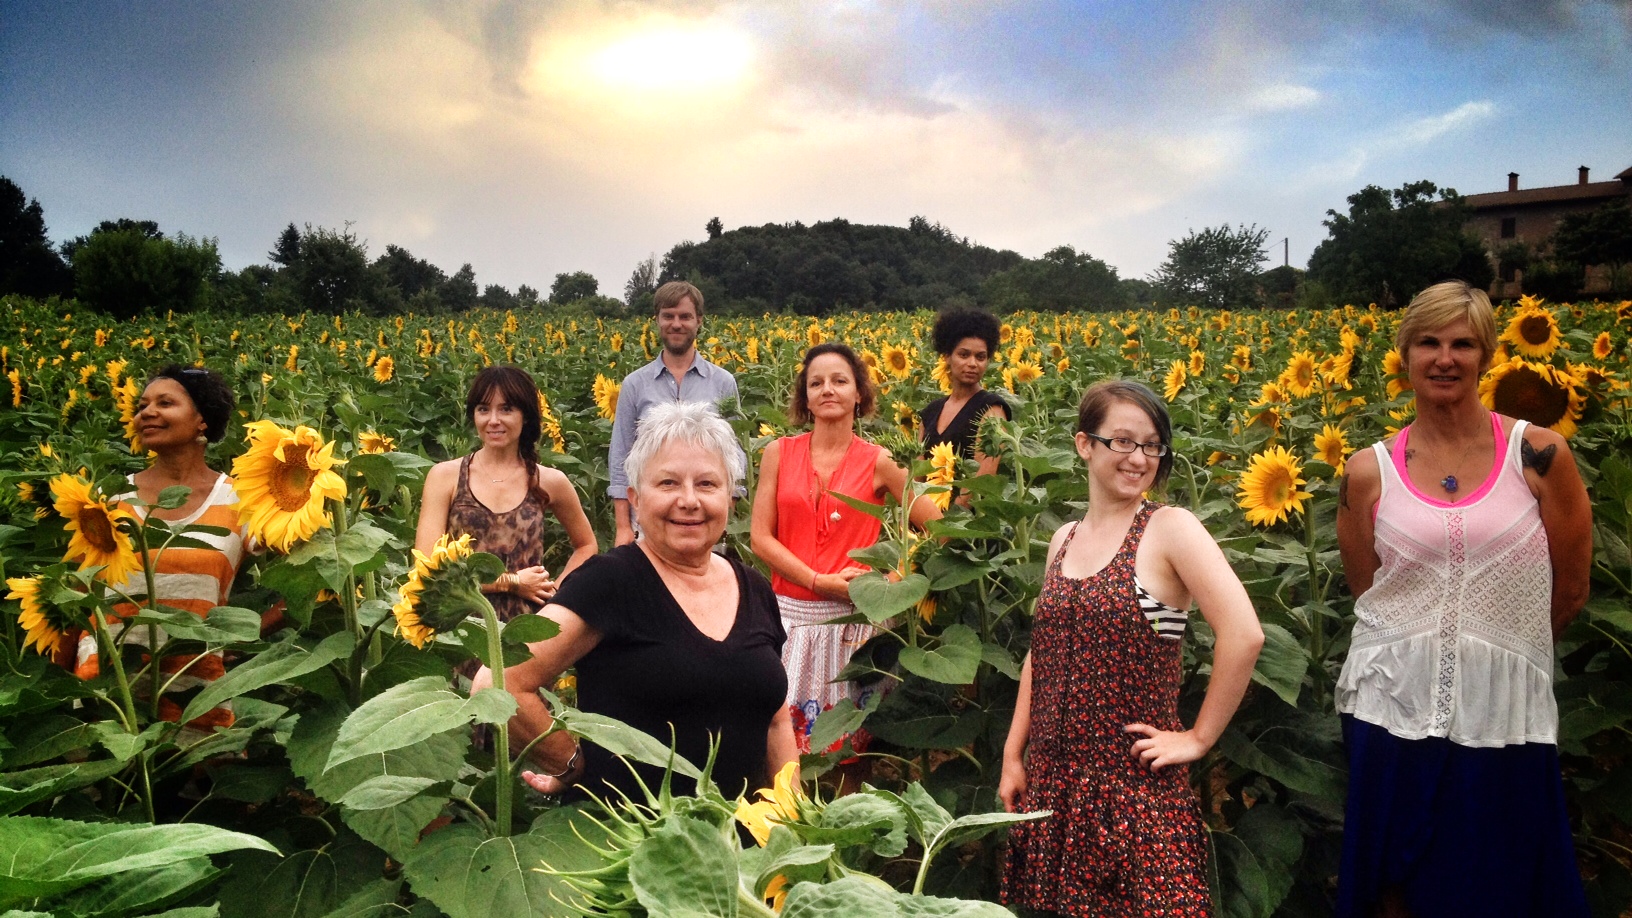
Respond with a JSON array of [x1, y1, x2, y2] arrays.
[[920, 305, 1010, 479]]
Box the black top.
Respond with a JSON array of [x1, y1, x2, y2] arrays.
[[921, 389, 1011, 459], [552, 544, 788, 803]]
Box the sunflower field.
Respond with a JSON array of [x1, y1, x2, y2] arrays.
[[2, 292, 1631, 917]]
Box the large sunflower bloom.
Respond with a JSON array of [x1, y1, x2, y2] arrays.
[[233, 421, 347, 552], [1009, 360, 1043, 386], [1479, 357, 1587, 439], [592, 375, 620, 421], [50, 474, 142, 584], [734, 760, 806, 846], [393, 533, 486, 649], [1500, 306, 1562, 359], [931, 357, 952, 394], [1383, 349, 1412, 399], [1280, 351, 1319, 398], [1594, 332, 1615, 361], [1163, 360, 1187, 401], [1237, 446, 1313, 527], [1314, 424, 1351, 475], [373, 356, 395, 383], [924, 441, 960, 509], [6, 575, 71, 657], [358, 431, 396, 454], [881, 343, 912, 379]]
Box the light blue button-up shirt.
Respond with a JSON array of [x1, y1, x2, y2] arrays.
[[606, 352, 743, 499]]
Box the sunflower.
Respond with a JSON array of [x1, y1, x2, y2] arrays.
[[1499, 306, 1562, 359], [806, 324, 823, 348], [358, 431, 396, 454], [1231, 345, 1252, 371], [893, 401, 918, 437], [999, 323, 1014, 344], [1478, 357, 1587, 439], [1009, 360, 1043, 386], [233, 421, 347, 552], [373, 356, 395, 383], [609, 333, 623, 353], [734, 760, 807, 846], [1237, 446, 1313, 527], [50, 475, 142, 584], [931, 357, 951, 394], [1188, 350, 1206, 377], [1314, 424, 1351, 475], [915, 593, 938, 624], [286, 345, 299, 372], [114, 377, 142, 453], [6, 575, 73, 657], [1280, 351, 1319, 398], [924, 441, 960, 509], [593, 375, 620, 421], [1163, 360, 1187, 401], [1594, 332, 1615, 361], [393, 532, 486, 649], [1383, 349, 1412, 399], [881, 343, 912, 379]]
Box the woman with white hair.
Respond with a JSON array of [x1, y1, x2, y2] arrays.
[[478, 401, 796, 802]]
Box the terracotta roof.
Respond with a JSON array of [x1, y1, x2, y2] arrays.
[[1466, 180, 1629, 210]]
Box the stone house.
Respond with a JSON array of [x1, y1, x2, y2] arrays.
[[1464, 164, 1632, 297]]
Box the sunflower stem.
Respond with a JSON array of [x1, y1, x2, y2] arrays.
[[93, 606, 154, 822], [1303, 504, 1327, 708], [480, 596, 514, 837], [330, 501, 364, 707], [133, 517, 164, 720]]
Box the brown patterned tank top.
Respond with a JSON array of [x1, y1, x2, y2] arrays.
[[445, 454, 546, 623]]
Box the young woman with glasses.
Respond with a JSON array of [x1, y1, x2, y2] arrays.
[[999, 379, 1264, 917]]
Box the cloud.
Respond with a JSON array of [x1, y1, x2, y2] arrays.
[[1245, 83, 1323, 112], [1397, 100, 1497, 144]]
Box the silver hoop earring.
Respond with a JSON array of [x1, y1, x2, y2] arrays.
[[196, 433, 209, 445]]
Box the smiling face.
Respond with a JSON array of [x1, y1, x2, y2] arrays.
[[1074, 399, 1160, 502], [947, 336, 991, 390], [656, 296, 701, 356], [136, 378, 206, 452], [804, 352, 859, 424], [471, 390, 523, 451], [1405, 317, 1488, 405], [629, 438, 732, 559]]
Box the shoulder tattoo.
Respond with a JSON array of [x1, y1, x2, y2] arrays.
[[1521, 439, 1556, 476], [1338, 473, 1351, 510]]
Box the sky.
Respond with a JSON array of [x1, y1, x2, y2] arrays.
[[3, 0, 1630, 300]]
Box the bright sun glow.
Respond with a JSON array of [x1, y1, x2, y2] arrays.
[[586, 24, 753, 93]]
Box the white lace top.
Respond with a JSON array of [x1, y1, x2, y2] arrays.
[[1335, 418, 1557, 748]]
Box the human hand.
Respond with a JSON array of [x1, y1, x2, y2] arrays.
[[520, 743, 583, 794], [813, 567, 867, 601], [998, 756, 1028, 813], [1124, 724, 1209, 772], [511, 566, 556, 605]]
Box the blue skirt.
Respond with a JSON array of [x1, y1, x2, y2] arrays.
[[1337, 715, 1588, 918]]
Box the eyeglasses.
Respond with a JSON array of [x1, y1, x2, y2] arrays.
[[1084, 433, 1169, 457]]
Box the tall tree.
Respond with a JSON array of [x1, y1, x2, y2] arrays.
[[1152, 224, 1270, 310], [291, 224, 375, 314], [1307, 181, 1493, 307], [268, 223, 302, 266], [71, 227, 221, 318], [1551, 200, 1632, 293], [372, 244, 446, 300], [0, 177, 72, 298], [550, 270, 599, 304], [441, 264, 478, 311], [625, 254, 658, 308], [982, 245, 1124, 312], [706, 217, 723, 240]]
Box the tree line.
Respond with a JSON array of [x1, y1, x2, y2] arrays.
[[2, 174, 1627, 320]]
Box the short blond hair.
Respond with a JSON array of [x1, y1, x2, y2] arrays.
[[1394, 280, 1497, 369]]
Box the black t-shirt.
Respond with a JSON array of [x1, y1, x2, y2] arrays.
[[921, 389, 1011, 459], [552, 544, 788, 803]]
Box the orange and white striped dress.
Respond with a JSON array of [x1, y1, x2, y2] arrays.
[[75, 473, 245, 730]]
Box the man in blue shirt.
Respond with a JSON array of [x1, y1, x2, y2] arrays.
[[608, 280, 743, 546]]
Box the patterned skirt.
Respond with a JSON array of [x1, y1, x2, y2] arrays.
[[776, 594, 885, 754]]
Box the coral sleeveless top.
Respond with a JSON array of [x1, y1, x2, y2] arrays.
[[770, 433, 885, 601], [1336, 415, 1557, 747]]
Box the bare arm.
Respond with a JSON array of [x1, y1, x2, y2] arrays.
[[412, 461, 458, 555], [470, 605, 602, 793], [1126, 509, 1263, 771], [750, 440, 861, 600], [1520, 425, 1593, 637], [613, 498, 635, 548], [542, 467, 599, 584], [608, 383, 638, 546], [999, 523, 1071, 811], [1335, 447, 1382, 598], [767, 705, 798, 778]]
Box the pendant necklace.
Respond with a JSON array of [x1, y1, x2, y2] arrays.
[[1436, 435, 1483, 494]]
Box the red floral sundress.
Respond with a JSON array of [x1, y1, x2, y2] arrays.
[[1003, 501, 1212, 916]]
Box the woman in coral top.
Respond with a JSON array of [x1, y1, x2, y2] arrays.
[[1335, 281, 1593, 917], [751, 343, 940, 753]]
